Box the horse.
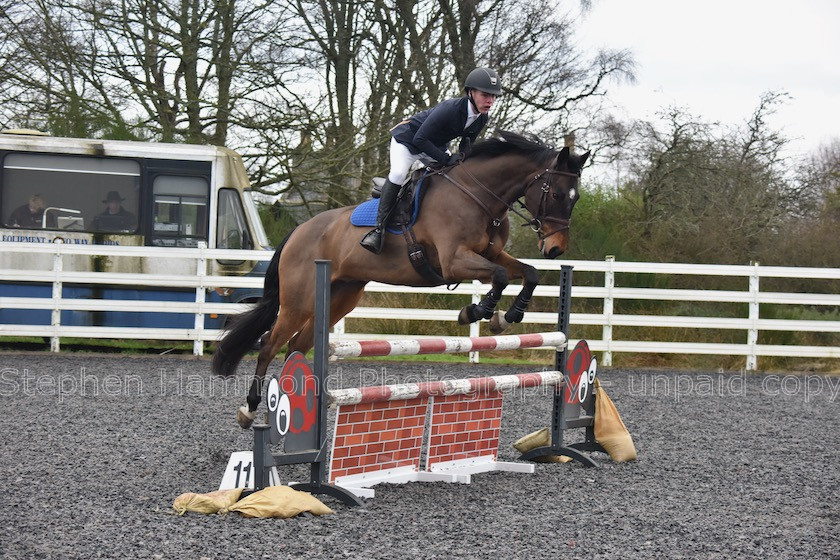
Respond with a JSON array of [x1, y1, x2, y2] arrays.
[[212, 131, 589, 427]]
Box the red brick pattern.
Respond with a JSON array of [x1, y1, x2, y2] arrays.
[[329, 398, 428, 482], [426, 392, 503, 468]]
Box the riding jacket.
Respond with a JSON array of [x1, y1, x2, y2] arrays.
[[391, 97, 489, 163]]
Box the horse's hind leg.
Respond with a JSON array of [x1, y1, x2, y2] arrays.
[[239, 281, 366, 428], [286, 281, 367, 354], [237, 308, 308, 428]]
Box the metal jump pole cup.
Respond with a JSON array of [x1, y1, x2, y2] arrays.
[[517, 264, 605, 467]]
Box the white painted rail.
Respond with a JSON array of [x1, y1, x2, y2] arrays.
[[1, 241, 838, 369]]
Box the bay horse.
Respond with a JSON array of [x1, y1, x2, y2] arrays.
[[213, 131, 589, 427]]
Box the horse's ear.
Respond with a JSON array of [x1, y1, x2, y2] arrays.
[[579, 150, 590, 167], [557, 146, 571, 166]]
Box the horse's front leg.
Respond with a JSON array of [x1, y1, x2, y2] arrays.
[[487, 251, 539, 334], [445, 250, 510, 326], [458, 265, 509, 324]]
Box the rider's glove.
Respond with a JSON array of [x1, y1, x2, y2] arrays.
[[429, 152, 463, 170], [444, 152, 463, 166]]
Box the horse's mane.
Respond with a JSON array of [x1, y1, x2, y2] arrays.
[[466, 130, 556, 162]]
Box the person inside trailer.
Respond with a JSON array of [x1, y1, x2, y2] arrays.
[[7, 194, 55, 229], [91, 190, 137, 232]]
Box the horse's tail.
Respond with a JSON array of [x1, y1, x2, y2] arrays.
[[211, 228, 296, 377]]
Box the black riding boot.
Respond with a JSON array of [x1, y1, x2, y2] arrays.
[[360, 179, 400, 254]]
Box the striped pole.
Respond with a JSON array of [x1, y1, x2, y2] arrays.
[[329, 331, 566, 359], [328, 370, 563, 406]]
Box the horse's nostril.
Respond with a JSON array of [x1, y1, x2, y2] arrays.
[[546, 246, 563, 259]]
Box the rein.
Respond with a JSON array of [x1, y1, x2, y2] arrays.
[[438, 165, 580, 238], [439, 169, 506, 227]]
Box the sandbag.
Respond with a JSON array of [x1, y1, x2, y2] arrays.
[[594, 379, 637, 462], [512, 427, 572, 463], [224, 486, 333, 518], [173, 488, 243, 515]]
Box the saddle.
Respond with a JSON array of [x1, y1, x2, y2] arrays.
[[350, 169, 447, 285], [350, 168, 430, 233]]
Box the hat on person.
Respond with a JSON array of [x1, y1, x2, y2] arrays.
[[103, 191, 125, 203], [464, 68, 503, 96]]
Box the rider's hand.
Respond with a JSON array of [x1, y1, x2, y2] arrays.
[[444, 153, 463, 166], [428, 153, 462, 170]]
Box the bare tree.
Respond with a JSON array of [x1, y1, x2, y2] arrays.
[[794, 138, 840, 219], [0, 0, 635, 217], [274, 0, 635, 212], [0, 0, 295, 143], [620, 95, 801, 264], [480, 0, 635, 144]]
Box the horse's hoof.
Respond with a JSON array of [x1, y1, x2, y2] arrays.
[[457, 306, 471, 325], [489, 312, 509, 334], [236, 406, 256, 429]]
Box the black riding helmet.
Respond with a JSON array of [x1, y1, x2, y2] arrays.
[[464, 68, 502, 96]]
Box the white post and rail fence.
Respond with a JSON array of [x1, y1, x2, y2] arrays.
[[1, 241, 838, 369]]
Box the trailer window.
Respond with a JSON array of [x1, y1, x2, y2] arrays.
[[151, 175, 209, 247], [2, 153, 139, 231], [217, 188, 253, 250]]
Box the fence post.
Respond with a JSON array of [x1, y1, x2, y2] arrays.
[[334, 317, 346, 340], [469, 279, 481, 363], [746, 261, 760, 371], [193, 242, 207, 356], [50, 238, 64, 353], [602, 255, 615, 367]]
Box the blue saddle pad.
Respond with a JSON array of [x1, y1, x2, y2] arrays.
[[350, 177, 426, 233]]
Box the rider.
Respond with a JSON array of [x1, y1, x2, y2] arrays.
[[360, 67, 502, 254]]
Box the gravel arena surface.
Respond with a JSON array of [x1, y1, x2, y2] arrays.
[[0, 352, 837, 559]]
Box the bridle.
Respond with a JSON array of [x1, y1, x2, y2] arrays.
[[525, 168, 581, 240], [439, 165, 580, 240]]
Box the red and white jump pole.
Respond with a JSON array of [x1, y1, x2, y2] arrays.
[[329, 369, 563, 406], [329, 331, 566, 360]]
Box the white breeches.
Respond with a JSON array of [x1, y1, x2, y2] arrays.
[[388, 138, 427, 185]]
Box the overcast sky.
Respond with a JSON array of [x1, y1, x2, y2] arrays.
[[575, 0, 840, 159]]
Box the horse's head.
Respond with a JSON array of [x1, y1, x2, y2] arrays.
[[522, 146, 589, 258], [462, 131, 589, 258]]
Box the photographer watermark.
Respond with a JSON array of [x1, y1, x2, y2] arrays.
[[629, 372, 748, 402], [0, 367, 142, 403], [158, 368, 250, 398], [0, 367, 254, 401], [628, 371, 839, 403], [762, 374, 840, 403]]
